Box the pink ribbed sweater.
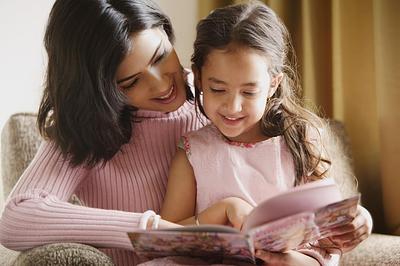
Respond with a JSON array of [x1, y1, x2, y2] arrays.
[[0, 101, 202, 265]]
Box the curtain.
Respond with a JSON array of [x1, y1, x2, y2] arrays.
[[197, 0, 400, 235]]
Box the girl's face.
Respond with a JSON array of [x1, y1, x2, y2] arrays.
[[198, 47, 280, 143], [116, 28, 187, 112]]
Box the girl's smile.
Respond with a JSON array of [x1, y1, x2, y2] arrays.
[[220, 114, 245, 126]]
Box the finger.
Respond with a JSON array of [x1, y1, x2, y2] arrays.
[[330, 225, 368, 244], [343, 231, 369, 248], [255, 250, 283, 264], [331, 214, 366, 235], [336, 231, 369, 253], [229, 215, 246, 230]]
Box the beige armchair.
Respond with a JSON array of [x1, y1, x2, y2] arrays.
[[1, 113, 399, 265], [0, 113, 114, 266]]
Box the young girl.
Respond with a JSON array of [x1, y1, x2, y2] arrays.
[[160, 1, 372, 265], [0, 0, 204, 265]]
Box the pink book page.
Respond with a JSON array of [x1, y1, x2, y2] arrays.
[[128, 227, 256, 263], [246, 195, 360, 252], [248, 212, 317, 251], [242, 178, 342, 231]]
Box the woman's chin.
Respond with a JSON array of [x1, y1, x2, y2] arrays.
[[165, 96, 187, 112], [158, 91, 187, 113]]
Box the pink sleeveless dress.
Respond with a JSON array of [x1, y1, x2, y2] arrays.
[[182, 124, 296, 212]]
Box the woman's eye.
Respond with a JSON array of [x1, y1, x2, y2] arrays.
[[153, 50, 168, 65], [121, 78, 139, 90]]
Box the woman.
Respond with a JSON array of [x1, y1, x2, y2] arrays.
[[0, 0, 201, 265]]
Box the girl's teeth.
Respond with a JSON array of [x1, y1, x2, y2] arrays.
[[225, 117, 239, 120]]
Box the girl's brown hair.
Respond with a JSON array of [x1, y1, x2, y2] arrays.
[[191, 1, 330, 184]]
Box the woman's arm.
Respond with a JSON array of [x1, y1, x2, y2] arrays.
[[0, 141, 165, 251]]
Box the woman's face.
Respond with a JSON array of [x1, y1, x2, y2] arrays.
[[116, 28, 187, 112]]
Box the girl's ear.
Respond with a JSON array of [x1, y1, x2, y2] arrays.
[[191, 64, 202, 92], [269, 73, 283, 98]]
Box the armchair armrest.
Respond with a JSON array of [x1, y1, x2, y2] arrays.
[[341, 233, 400, 265], [13, 243, 114, 266], [1, 113, 114, 265]]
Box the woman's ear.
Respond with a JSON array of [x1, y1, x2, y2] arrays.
[[191, 64, 202, 92], [269, 73, 283, 98]]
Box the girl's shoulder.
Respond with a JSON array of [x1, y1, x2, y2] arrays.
[[185, 124, 218, 141]]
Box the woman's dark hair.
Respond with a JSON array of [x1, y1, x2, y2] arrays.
[[191, 1, 330, 184], [38, 0, 187, 167]]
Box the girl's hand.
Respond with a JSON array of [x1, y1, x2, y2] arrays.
[[224, 197, 254, 230], [149, 217, 183, 229], [320, 205, 372, 253], [255, 250, 320, 266]]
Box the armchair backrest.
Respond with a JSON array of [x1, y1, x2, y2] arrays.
[[1, 113, 41, 198], [1, 113, 358, 202]]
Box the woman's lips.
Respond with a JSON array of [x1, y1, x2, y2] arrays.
[[153, 83, 177, 104]]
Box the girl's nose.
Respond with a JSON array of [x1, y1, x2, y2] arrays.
[[224, 94, 243, 113]]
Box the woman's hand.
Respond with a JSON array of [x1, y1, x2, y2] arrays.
[[320, 205, 372, 253], [255, 250, 320, 266], [224, 197, 254, 230]]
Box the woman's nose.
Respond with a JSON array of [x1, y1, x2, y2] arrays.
[[147, 68, 169, 92]]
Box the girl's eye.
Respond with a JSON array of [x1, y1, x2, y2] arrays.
[[210, 87, 225, 93], [243, 91, 258, 96], [121, 78, 139, 90]]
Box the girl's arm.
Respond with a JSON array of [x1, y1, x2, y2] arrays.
[[160, 148, 197, 223], [161, 149, 252, 228]]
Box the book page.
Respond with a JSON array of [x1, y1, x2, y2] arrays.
[[242, 178, 341, 231], [128, 230, 256, 263], [246, 195, 360, 252], [315, 194, 360, 237], [161, 224, 239, 233], [248, 212, 317, 252]]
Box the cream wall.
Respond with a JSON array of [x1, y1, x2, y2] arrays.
[[0, 0, 198, 208], [0, 0, 54, 136], [157, 0, 197, 68]]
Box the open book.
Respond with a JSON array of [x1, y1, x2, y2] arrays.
[[128, 178, 359, 263]]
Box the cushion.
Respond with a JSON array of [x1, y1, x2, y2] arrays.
[[13, 243, 114, 266]]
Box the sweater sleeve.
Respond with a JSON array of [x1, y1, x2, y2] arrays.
[[0, 141, 141, 251]]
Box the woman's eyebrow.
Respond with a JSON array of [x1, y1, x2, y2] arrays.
[[117, 40, 162, 84]]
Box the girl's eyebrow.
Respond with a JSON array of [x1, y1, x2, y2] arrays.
[[116, 40, 163, 84], [208, 77, 227, 85], [208, 77, 257, 87]]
